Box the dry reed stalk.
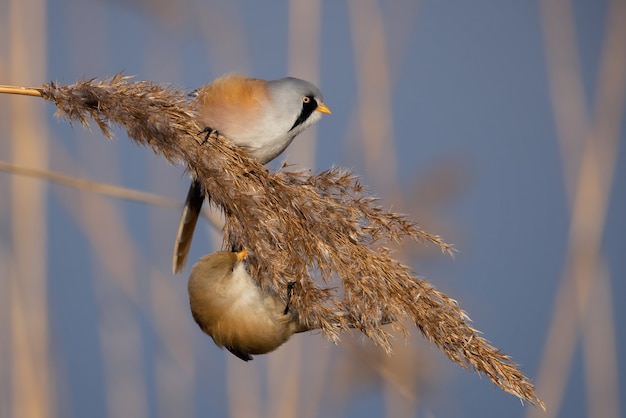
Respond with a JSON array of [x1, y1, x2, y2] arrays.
[[0, 75, 543, 407], [0, 160, 179, 208]]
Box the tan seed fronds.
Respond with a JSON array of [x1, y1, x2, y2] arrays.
[[6, 75, 543, 407]]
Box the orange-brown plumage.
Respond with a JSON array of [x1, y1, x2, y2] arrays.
[[193, 75, 269, 140]]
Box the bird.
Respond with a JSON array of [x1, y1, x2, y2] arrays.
[[172, 74, 331, 274], [188, 250, 309, 361]]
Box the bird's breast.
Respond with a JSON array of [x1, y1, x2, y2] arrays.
[[190, 263, 295, 355]]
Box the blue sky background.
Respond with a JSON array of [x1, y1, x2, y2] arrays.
[[1, 1, 624, 417]]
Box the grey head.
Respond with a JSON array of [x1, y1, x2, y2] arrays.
[[267, 77, 330, 138]]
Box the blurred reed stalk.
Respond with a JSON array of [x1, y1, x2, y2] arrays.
[[0, 161, 179, 209], [0, 74, 543, 408], [2, 0, 54, 417], [346, 2, 427, 416], [528, 0, 626, 417]]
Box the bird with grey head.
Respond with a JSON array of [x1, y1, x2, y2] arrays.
[[180, 75, 330, 359], [172, 74, 331, 274]]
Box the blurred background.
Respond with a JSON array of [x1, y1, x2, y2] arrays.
[[0, 0, 624, 417]]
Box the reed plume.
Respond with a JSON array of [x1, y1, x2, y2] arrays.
[[1, 75, 543, 408]]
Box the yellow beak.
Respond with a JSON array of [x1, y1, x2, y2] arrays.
[[316, 103, 331, 114], [236, 249, 248, 262]]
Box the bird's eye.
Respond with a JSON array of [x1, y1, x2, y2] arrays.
[[302, 96, 311, 104]]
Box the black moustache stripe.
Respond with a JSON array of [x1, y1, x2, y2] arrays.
[[289, 96, 318, 132]]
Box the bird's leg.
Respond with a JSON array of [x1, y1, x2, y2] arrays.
[[283, 282, 296, 315], [198, 126, 219, 145]]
